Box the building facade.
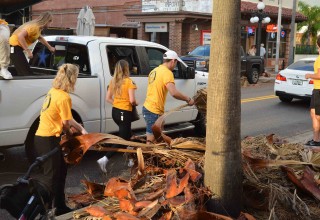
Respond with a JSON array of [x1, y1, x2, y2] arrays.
[[29, 0, 306, 69]]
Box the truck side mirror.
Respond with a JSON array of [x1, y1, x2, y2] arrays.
[[185, 67, 195, 79]]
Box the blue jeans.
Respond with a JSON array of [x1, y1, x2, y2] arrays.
[[142, 106, 160, 135]]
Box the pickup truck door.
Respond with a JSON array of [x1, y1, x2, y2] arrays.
[[100, 43, 195, 134], [140, 47, 195, 126]]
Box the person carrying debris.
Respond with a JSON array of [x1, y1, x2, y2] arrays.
[[33, 64, 87, 215], [305, 35, 320, 146], [0, 19, 13, 79], [142, 50, 194, 144]]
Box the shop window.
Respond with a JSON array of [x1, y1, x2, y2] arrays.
[[106, 46, 140, 76]]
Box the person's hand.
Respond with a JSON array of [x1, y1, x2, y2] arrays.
[[26, 49, 33, 59], [81, 128, 88, 135], [186, 97, 195, 106], [305, 74, 310, 79], [48, 46, 55, 54]]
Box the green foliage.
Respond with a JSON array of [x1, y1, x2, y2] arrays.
[[298, 1, 320, 45], [295, 44, 318, 54]]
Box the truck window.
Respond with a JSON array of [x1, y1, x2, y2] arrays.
[[145, 47, 183, 79], [30, 42, 91, 75], [106, 46, 140, 76]]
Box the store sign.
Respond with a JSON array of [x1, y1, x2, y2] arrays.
[[266, 24, 277, 33], [145, 23, 168, 32], [142, 0, 212, 13]]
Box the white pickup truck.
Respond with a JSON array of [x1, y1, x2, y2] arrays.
[[0, 36, 208, 159]]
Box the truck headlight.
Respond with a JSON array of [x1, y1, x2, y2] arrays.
[[196, 61, 207, 69]]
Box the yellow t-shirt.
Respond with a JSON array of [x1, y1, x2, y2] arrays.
[[36, 88, 73, 137], [143, 64, 175, 115], [314, 56, 320, 89], [110, 77, 137, 111], [9, 23, 41, 47]]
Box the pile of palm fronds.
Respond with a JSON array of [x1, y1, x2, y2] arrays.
[[242, 134, 320, 220]]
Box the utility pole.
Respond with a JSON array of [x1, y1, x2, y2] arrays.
[[288, 0, 297, 65], [275, 0, 282, 73]]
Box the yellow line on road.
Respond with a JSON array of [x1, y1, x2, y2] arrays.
[[241, 95, 277, 103]]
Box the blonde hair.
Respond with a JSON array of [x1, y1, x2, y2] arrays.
[[52, 64, 79, 93], [19, 12, 52, 30], [111, 60, 130, 96]]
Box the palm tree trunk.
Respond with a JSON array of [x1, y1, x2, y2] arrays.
[[204, 0, 242, 218]]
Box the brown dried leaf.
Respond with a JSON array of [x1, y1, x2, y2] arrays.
[[81, 180, 105, 198], [159, 211, 173, 220], [104, 177, 136, 200], [282, 166, 320, 200], [85, 205, 110, 217], [114, 212, 140, 220]]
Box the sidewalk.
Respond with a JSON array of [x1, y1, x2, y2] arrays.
[[286, 130, 313, 144]]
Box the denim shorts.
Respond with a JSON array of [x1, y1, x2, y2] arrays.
[[142, 106, 160, 135]]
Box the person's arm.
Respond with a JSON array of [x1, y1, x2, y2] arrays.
[[166, 82, 194, 106], [17, 29, 33, 59], [128, 89, 138, 106], [38, 35, 55, 53], [105, 87, 114, 104], [62, 119, 87, 135], [306, 67, 320, 79]]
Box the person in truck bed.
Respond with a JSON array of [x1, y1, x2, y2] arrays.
[[0, 19, 13, 79], [33, 63, 87, 215], [9, 12, 55, 76]]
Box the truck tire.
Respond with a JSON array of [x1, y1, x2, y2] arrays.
[[247, 68, 259, 84], [192, 112, 206, 137], [279, 96, 293, 103], [25, 119, 39, 163]]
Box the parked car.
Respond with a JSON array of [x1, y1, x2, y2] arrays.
[[0, 36, 208, 159], [180, 45, 265, 84], [274, 57, 316, 102]]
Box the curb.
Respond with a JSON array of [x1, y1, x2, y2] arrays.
[[285, 130, 313, 144]]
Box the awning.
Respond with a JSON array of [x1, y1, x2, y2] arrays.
[[0, 0, 43, 15]]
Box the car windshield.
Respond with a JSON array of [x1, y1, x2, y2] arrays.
[[189, 45, 210, 56], [287, 60, 315, 71]]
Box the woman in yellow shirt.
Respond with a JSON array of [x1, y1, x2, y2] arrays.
[[9, 12, 55, 76], [97, 60, 138, 172], [305, 36, 320, 146], [33, 64, 87, 215]]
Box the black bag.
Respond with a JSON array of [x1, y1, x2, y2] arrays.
[[0, 182, 31, 218], [131, 106, 140, 122]]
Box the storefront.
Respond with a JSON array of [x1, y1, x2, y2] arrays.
[[126, 1, 306, 69]]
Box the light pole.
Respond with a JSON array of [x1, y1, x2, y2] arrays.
[[250, 2, 271, 56]]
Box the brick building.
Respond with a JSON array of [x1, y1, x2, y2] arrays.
[[3, 0, 307, 69]]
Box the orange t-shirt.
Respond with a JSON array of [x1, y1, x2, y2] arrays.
[[143, 64, 175, 115], [109, 77, 137, 111], [36, 88, 73, 137], [9, 23, 41, 47]]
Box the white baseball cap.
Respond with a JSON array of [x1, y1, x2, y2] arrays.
[[163, 50, 183, 63]]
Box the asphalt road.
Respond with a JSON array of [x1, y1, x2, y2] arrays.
[[0, 79, 313, 219]]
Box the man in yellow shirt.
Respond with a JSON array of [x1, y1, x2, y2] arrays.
[[143, 50, 195, 144]]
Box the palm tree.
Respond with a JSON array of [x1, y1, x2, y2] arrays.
[[204, 0, 242, 218], [298, 1, 320, 45]]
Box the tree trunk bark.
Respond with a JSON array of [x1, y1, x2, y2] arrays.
[[204, 0, 242, 218]]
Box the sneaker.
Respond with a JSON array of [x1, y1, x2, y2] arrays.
[[306, 140, 320, 146], [97, 156, 109, 173], [55, 205, 73, 216], [0, 68, 13, 80]]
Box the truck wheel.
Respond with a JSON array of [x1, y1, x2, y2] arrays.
[[279, 96, 293, 103], [192, 112, 206, 137], [25, 119, 39, 163], [247, 68, 259, 84]]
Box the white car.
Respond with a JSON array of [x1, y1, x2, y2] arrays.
[[274, 58, 316, 102]]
